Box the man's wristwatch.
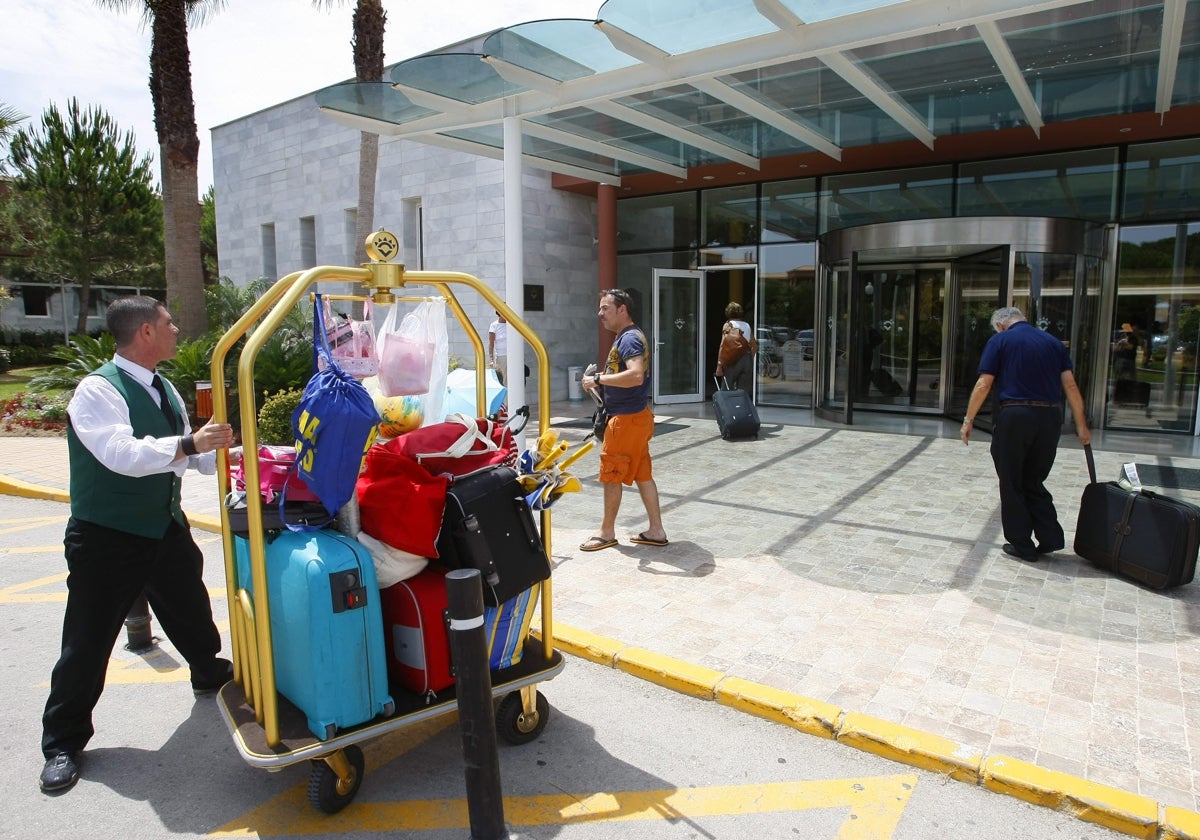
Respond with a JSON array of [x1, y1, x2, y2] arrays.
[[593, 373, 602, 386]]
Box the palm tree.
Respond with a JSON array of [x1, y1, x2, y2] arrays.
[[94, 0, 225, 340], [0, 102, 28, 173], [314, 1, 386, 267]]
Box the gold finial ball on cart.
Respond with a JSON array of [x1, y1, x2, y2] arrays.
[[365, 229, 399, 263]]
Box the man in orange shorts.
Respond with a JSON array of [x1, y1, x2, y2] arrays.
[[579, 289, 668, 552]]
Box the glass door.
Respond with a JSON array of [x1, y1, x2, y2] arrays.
[[850, 264, 948, 412], [948, 247, 1009, 428], [652, 269, 704, 404]]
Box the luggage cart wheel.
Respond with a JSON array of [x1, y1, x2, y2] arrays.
[[496, 689, 550, 745], [307, 744, 364, 814]]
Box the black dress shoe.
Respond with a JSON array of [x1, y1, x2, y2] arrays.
[[191, 657, 234, 696], [39, 752, 79, 793], [1003, 543, 1038, 562], [1036, 542, 1064, 555]]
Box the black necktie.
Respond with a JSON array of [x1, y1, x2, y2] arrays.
[[151, 374, 179, 433]]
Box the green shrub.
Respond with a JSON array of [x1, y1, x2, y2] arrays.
[[257, 388, 303, 445], [0, 347, 10, 374], [29, 334, 118, 392]]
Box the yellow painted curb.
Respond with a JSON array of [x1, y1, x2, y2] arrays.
[[614, 646, 724, 700], [1163, 806, 1200, 839], [189, 512, 222, 534], [714, 676, 840, 739], [532, 622, 626, 667], [982, 755, 1158, 838], [0, 475, 69, 503], [837, 711, 982, 783]]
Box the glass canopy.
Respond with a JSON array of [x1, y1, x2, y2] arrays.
[[315, 0, 1200, 185]]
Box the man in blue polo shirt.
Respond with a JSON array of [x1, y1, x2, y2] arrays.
[[960, 307, 1091, 561]]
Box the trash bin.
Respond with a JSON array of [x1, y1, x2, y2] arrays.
[[567, 366, 583, 401]]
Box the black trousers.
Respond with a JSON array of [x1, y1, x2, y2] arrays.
[[41, 517, 223, 758], [989, 405, 1065, 554]]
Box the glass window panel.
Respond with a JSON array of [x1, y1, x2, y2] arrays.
[[723, 60, 914, 149], [761, 178, 819, 243], [1122, 139, 1200, 223], [617, 194, 698, 253], [820, 166, 953, 234], [957, 149, 1119, 220], [701, 184, 758, 249], [389, 54, 524, 105], [617, 85, 759, 156], [759, 242, 818, 406], [314, 82, 436, 125], [531, 109, 687, 170], [597, 0, 775, 55], [779, 0, 909, 23], [1173, 0, 1200, 107], [998, 1, 1164, 122], [20, 286, 50, 318], [1108, 222, 1200, 433], [482, 21, 636, 81], [850, 30, 1026, 135], [616, 251, 695, 306]]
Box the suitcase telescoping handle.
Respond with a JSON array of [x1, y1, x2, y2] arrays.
[[1084, 443, 1098, 485], [713, 376, 730, 391]]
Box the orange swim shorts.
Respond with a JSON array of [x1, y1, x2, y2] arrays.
[[598, 406, 654, 486]]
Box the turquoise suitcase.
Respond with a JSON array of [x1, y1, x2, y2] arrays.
[[234, 530, 394, 739]]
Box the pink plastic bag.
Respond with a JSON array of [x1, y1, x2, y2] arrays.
[[377, 301, 436, 396], [231, 444, 319, 504]]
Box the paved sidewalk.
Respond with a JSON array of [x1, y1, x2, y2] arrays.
[[6, 404, 1200, 828]]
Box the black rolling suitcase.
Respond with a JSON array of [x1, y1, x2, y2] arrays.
[[1074, 445, 1200, 589], [431, 465, 551, 606], [712, 377, 760, 440]]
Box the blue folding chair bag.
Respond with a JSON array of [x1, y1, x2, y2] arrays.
[[289, 295, 380, 525]]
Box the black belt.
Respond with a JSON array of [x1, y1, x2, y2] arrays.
[[1000, 400, 1057, 407]]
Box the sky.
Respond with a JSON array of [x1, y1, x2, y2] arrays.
[[1, 0, 601, 191]]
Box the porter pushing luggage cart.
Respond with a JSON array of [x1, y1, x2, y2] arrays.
[[207, 230, 564, 813]]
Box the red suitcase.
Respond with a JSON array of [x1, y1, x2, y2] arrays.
[[379, 568, 454, 698]]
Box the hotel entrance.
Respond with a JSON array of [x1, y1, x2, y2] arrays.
[[817, 217, 1108, 430]]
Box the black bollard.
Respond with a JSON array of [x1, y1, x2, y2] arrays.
[[124, 592, 155, 652], [445, 568, 507, 840]]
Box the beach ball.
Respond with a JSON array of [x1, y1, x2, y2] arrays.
[[375, 393, 423, 438]]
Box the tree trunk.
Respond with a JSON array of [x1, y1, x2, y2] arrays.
[[354, 131, 378, 264], [150, 0, 207, 338]]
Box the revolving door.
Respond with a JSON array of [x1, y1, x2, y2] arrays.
[[817, 217, 1108, 428]]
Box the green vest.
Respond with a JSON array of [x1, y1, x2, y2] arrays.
[[67, 362, 185, 538]]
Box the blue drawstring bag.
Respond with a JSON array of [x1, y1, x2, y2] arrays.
[[285, 295, 380, 528]]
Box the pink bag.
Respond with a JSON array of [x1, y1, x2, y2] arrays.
[[376, 302, 436, 396], [231, 444, 319, 504], [321, 298, 379, 378]]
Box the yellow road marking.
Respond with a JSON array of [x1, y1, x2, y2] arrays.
[[0, 572, 225, 604], [0, 515, 67, 536], [213, 774, 916, 837]]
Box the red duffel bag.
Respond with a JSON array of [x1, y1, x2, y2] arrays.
[[389, 410, 524, 477], [357, 441, 450, 558]]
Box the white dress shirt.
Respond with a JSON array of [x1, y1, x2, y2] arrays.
[[68, 354, 216, 478]]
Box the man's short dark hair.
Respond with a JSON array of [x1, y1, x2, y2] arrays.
[[107, 296, 164, 346], [601, 288, 632, 308]]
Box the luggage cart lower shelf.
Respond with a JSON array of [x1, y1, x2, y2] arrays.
[[215, 641, 564, 813]]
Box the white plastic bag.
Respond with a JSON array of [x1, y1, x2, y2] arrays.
[[376, 299, 440, 396]]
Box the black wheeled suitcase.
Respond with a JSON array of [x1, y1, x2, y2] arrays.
[[712, 377, 760, 440], [432, 466, 552, 606], [1074, 445, 1200, 589]]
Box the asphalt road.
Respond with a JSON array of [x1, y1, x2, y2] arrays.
[[1, 495, 1128, 840]]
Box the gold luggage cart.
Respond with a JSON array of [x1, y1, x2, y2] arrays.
[[209, 231, 563, 813]]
